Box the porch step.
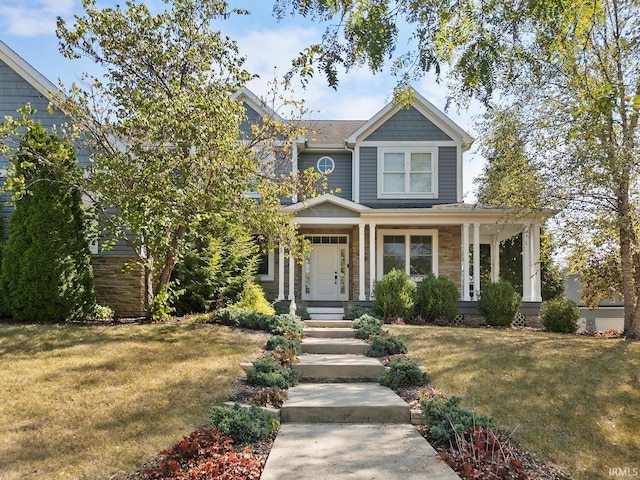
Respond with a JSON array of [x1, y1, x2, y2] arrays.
[[304, 327, 355, 339], [305, 320, 352, 328], [280, 383, 410, 423], [307, 307, 344, 321], [293, 354, 385, 381], [302, 337, 369, 355]]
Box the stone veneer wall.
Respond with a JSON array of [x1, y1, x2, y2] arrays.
[[92, 255, 146, 318], [437, 225, 462, 292]]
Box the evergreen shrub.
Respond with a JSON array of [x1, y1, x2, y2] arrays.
[[231, 281, 275, 315], [246, 357, 299, 389], [213, 307, 271, 331], [267, 314, 305, 336], [265, 335, 302, 355], [478, 280, 521, 326], [415, 274, 459, 322], [365, 334, 408, 357], [209, 403, 277, 445], [372, 269, 416, 320], [352, 314, 383, 339], [420, 396, 494, 447], [379, 357, 429, 389], [541, 296, 580, 333], [344, 305, 376, 320]]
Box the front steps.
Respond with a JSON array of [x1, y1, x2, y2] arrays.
[[302, 337, 369, 355], [306, 306, 344, 321], [293, 354, 385, 381]]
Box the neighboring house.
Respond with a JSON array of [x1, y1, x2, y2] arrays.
[[1, 39, 551, 321], [565, 274, 624, 332], [235, 89, 550, 321], [0, 40, 145, 317]]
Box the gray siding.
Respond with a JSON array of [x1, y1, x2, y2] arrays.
[[363, 107, 452, 142], [299, 151, 352, 200], [296, 203, 360, 218], [359, 146, 458, 208], [239, 102, 261, 140]]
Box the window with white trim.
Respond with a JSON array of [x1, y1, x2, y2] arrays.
[[378, 147, 437, 198], [377, 229, 438, 280]]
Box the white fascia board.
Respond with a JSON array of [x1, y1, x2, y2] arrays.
[[231, 86, 284, 122], [0, 40, 61, 101], [283, 193, 372, 214]]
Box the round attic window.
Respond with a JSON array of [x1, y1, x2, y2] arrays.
[[317, 156, 335, 174]]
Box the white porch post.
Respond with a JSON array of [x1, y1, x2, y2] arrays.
[[288, 251, 295, 301], [522, 227, 532, 301], [369, 223, 376, 300], [531, 223, 542, 302], [278, 246, 285, 300], [473, 223, 480, 301], [359, 223, 366, 301], [462, 223, 470, 301], [490, 235, 500, 283]]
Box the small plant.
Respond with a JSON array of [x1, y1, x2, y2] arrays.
[[248, 387, 289, 408], [209, 403, 278, 445], [415, 274, 459, 323], [150, 282, 185, 321], [213, 307, 272, 331], [267, 314, 305, 336], [344, 305, 375, 320], [365, 333, 408, 357], [352, 314, 383, 339], [91, 304, 115, 320], [379, 357, 429, 389], [541, 296, 580, 333], [246, 357, 300, 389], [372, 269, 416, 320], [271, 348, 299, 368], [420, 396, 494, 447], [231, 281, 275, 315], [478, 280, 521, 326], [265, 335, 302, 355]]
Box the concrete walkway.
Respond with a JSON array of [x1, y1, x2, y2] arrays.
[[260, 319, 459, 479]]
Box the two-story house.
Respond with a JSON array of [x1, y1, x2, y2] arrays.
[[1, 39, 549, 321]]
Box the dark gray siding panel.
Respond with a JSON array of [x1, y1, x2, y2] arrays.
[[239, 102, 261, 140], [359, 146, 458, 208], [364, 107, 452, 142], [299, 151, 352, 200], [296, 203, 359, 218]]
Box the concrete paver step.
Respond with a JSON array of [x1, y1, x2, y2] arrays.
[[302, 337, 369, 355], [260, 423, 460, 480], [293, 353, 384, 381], [306, 320, 353, 328], [281, 383, 410, 423], [304, 327, 355, 338]]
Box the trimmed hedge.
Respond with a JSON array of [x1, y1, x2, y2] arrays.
[[478, 280, 521, 326]]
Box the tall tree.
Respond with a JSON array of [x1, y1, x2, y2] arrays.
[[0, 115, 95, 322], [276, 0, 640, 338], [54, 0, 321, 315]]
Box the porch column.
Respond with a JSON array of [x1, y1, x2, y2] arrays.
[[530, 223, 542, 302], [522, 226, 532, 301], [490, 235, 500, 283], [473, 223, 480, 301], [369, 223, 376, 300], [359, 223, 366, 301], [288, 251, 295, 301], [278, 246, 285, 300], [462, 223, 471, 301]]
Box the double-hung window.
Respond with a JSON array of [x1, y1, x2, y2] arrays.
[[378, 229, 439, 280], [378, 147, 437, 198]]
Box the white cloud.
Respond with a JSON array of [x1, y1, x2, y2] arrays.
[[0, 0, 75, 37]]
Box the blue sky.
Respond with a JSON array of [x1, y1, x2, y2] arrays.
[[0, 0, 485, 200]]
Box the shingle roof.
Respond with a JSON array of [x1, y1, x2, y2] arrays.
[[298, 120, 368, 146]]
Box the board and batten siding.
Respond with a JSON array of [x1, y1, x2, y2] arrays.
[[298, 151, 352, 201]]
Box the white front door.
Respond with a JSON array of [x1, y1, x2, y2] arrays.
[[303, 240, 349, 301]]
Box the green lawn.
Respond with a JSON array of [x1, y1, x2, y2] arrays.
[[0, 322, 268, 480], [389, 325, 640, 480]]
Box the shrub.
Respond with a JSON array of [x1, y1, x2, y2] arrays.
[[373, 269, 416, 320], [245, 357, 299, 389], [352, 314, 383, 339], [91, 304, 114, 320], [273, 301, 311, 320], [231, 281, 275, 315], [213, 307, 272, 331], [478, 280, 521, 326], [415, 274, 459, 322], [379, 357, 429, 389], [541, 296, 580, 333], [365, 333, 408, 357], [265, 335, 302, 355], [420, 396, 494, 447], [268, 314, 305, 336], [209, 403, 277, 445], [344, 305, 376, 320], [248, 387, 289, 408], [0, 122, 95, 322]]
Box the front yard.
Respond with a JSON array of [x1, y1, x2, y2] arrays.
[[389, 325, 640, 480], [0, 322, 268, 479]]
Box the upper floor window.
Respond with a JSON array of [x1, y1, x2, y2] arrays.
[[317, 156, 335, 174], [377, 147, 437, 198]]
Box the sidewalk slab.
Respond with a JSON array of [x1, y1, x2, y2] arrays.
[[281, 383, 410, 423], [260, 423, 459, 480]]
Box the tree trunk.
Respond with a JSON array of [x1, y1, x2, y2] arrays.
[[617, 178, 639, 338], [143, 257, 154, 318], [156, 224, 188, 295]]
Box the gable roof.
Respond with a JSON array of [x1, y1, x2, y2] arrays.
[[231, 86, 284, 122], [346, 88, 474, 150], [283, 193, 372, 214], [0, 40, 61, 101]]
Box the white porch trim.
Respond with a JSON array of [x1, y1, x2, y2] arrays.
[[359, 223, 366, 301], [278, 246, 285, 300], [288, 252, 295, 301], [473, 223, 480, 300], [462, 223, 471, 301], [369, 223, 376, 299]]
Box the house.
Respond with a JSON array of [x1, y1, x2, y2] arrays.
[[566, 274, 624, 332], [235, 89, 550, 322], [1, 39, 551, 321]]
